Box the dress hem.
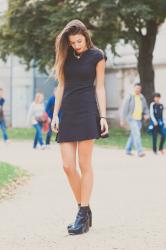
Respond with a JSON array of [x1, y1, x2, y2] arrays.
[[56, 135, 100, 143]]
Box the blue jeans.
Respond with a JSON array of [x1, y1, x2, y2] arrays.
[[0, 120, 8, 141], [33, 123, 44, 148], [126, 118, 143, 154], [46, 124, 52, 145]]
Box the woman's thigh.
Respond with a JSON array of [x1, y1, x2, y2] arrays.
[[60, 142, 77, 169], [78, 140, 94, 171]]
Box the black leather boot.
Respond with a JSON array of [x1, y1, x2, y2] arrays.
[[88, 207, 92, 227], [68, 206, 90, 235], [67, 204, 81, 229], [67, 205, 92, 229]]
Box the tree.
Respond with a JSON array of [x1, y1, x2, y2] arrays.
[[0, 0, 166, 103]]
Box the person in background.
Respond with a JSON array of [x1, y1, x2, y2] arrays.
[[27, 92, 46, 149], [149, 93, 165, 154], [0, 88, 9, 143], [45, 88, 57, 147], [120, 83, 149, 157]]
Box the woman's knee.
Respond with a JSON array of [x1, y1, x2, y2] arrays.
[[79, 160, 92, 175], [63, 163, 76, 176]]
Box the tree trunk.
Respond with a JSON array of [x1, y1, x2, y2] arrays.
[[137, 20, 158, 105]]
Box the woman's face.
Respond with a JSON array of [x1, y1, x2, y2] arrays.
[[0, 89, 4, 98], [36, 94, 43, 104], [39, 94, 43, 103], [68, 34, 87, 54]]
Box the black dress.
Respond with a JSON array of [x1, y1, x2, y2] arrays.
[[56, 47, 105, 143]]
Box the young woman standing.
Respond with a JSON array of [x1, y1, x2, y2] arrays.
[[51, 19, 108, 235]]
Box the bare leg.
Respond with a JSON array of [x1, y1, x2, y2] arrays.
[[60, 142, 81, 204], [78, 139, 94, 206]]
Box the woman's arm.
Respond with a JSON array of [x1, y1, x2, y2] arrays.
[[53, 81, 64, 116], [95, 59, 108, 135], [150, 102, 157, 125], [51, 81, 64, 132], [96, 59, 106, 118]]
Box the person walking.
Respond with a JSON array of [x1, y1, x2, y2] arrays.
[[51, 19, 108, 235], [120, 83, 149, 157], [149, 93, 165, 154], [45, 88, 56, 147], [0, 88, 9, 143], [27, 92, 46, 149]]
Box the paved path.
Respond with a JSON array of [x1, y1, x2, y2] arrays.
[[0, 141, 166, 250]]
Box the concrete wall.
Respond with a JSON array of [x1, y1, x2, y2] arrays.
[[0, 55, 56, 127]]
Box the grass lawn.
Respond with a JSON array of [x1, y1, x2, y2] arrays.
[[0, 127, 155, 149], [6, 128, 36, 140], [0, 162, 30, 200], [96, 128, 153, 149]]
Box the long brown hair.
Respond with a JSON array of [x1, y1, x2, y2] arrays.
[[55, 19, 94, 83]]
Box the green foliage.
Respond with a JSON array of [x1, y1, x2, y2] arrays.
[[0, 0, 166, 72], [0, 162, 28, 189]]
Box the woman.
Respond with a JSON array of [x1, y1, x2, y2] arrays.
[[51, 19, 109, 235], [27, 92, 46, 149]]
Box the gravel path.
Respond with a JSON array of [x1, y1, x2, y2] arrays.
[[0, 141, 166, 250]]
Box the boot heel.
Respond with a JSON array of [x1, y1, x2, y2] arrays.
[[89, 214, 92, 227], [82, 219, 90, 233]]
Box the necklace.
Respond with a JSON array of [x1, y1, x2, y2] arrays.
[[73, 50, 82, 59]]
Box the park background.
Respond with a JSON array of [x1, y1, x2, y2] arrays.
[[0, 0, 166, 128], [1, 1, 166, 249]]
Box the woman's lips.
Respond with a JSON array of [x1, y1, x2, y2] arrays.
[[76, 48, 81, 52]]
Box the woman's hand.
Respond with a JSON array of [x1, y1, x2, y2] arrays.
[[51, 115, 59, 133], [154, 121, 158, 126], [100, 118, 109, 137]]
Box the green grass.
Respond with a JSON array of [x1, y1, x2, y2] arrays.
[[0, 127, 49, 141], [95, 128, 153, 149], [7, 128, 36, 140], [0, 127, 157, 149], [0, 162, 28, 189]]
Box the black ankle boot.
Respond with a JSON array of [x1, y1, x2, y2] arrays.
[[67, 204, 81, 229], [68, 206, 90, 235], [67, 205, 92, 229], [88, 207, 92, 227]]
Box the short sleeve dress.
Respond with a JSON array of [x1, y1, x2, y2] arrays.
[[56, 47, 106, 143]]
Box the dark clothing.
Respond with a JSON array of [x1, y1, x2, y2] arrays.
[[0, 97, 8, 141], [46, 124, 52, 145], [0, 98, 5, 106], [152, 103, 164, 122], [152, 126, 165, 153], [0, 98, 5, 121], [56, 48, 105, 143], [150, 102, 165, 153], [45, 96, 55, 120], [45, 95, 55, 145]]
